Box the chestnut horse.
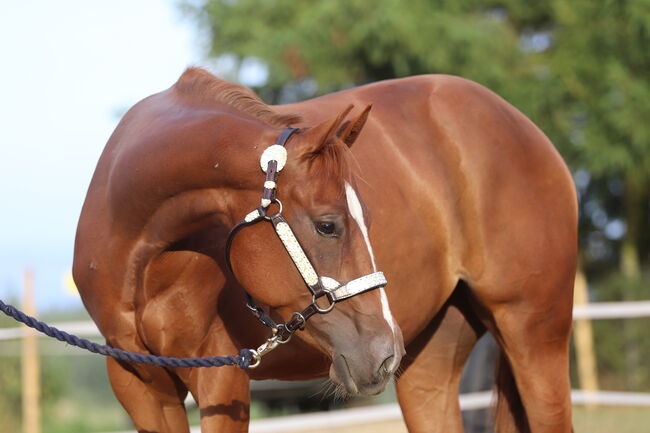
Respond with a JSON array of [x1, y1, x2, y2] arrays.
[[74, 68, 577, 433]]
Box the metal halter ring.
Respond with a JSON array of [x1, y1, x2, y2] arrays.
[[263, 199, 283, 220], [312, 291, 336, 313], [275, 326, 294, 344]]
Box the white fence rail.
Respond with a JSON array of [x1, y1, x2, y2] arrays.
[[572, 300, 650, 319], [0, 320, 100, 341], [103, 390, 650, 433], [3, 300, 649, 342], [241, 389, 650, 433]]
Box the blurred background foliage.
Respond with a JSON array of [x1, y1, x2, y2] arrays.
[[0, 308, 128, 433], [2, 1, 650, 431], [184, 0, 650, 391]]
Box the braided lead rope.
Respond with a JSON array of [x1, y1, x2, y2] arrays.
[[0, 299, 252, 369]]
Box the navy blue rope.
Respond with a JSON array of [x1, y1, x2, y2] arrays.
[[0, 299, 252, 369]]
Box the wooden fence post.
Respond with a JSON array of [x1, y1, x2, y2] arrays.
[[573, 263, 599, 407], [22, 269, 41, 433]]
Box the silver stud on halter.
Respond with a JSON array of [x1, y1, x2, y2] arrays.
[[260, 145, 288, 173], [259, 143, 288, 208]]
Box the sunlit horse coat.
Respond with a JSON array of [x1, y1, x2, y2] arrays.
[[74, 68, 577, 433]]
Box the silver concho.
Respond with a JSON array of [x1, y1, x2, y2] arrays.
[[260, 144, 288, 173]]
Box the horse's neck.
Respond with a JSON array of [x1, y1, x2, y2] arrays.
[[101, 103, 276, 301], [109, 101, 271, 225]]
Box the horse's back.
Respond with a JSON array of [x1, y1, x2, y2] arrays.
[[279, 75, 577, 337], [283, 73, 577, 266]]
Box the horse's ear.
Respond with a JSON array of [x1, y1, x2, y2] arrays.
[[336, 104, 372, 148], [300, 105, 354, 156]]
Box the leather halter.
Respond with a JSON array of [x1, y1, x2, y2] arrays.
[[225, 127, 387, 368]]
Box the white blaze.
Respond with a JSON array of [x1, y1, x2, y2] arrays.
[[344, 182, 398, 334]]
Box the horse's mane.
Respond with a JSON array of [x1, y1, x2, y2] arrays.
[[174, 68, 351, 190], [173, 67, 301, 128]]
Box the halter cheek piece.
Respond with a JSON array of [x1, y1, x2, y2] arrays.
[[225, 127, 387, 368]]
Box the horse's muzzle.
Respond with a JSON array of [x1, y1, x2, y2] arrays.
[[330, 341, 401, 395]]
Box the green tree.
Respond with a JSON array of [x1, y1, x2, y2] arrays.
[[184, 0, 537, 103], [544, 0, 650, 280]]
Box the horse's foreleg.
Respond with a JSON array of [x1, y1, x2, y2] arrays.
[[137, 250, 252, 432], [185, 335, 251, 433], [396, 289, 484, 433], [107, 357, 190, 433]]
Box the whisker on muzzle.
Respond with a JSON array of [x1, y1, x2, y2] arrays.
[[333, 382, 351, 403], [314, 380, 336, 401]]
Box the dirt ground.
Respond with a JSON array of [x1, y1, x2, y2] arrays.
[[285, 419, 408, 433], [281, 406, 650, 433]]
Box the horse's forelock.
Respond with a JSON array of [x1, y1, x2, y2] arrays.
[[300, 140, 354, 198]]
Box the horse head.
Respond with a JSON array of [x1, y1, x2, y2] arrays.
[[228, 105, 405, 395]]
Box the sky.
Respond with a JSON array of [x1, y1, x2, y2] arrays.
[[0, 1, 209, 310]]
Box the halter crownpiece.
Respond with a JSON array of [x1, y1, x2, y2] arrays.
[[225, 127, 387, 368]]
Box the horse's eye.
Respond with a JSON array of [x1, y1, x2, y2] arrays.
[[315, 221, 337, 237]]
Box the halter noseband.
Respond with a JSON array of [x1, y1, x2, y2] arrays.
[[225, 127, 387, 368]]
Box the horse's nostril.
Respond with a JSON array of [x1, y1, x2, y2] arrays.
[[380, 355, 394, 374]]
